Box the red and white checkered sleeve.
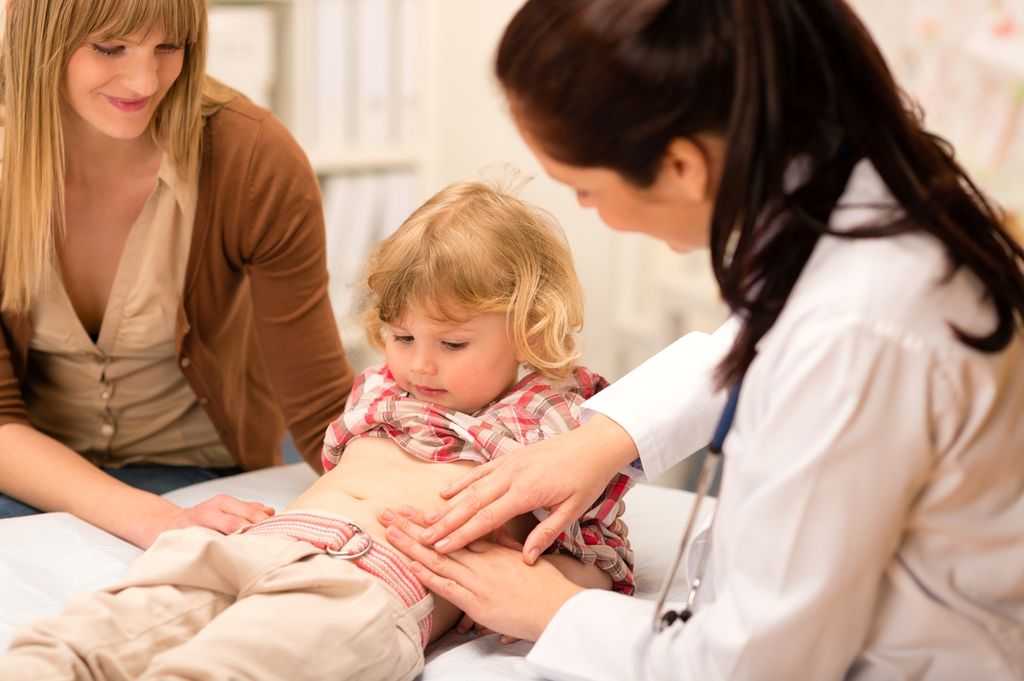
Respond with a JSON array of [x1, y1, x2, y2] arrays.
[[551, 473, 637, 595], [514, 368, 637, 594]]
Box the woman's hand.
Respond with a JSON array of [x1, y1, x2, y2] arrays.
[[167, 494, 275, 533], [146, 495, 274, 548], [419, 414, 639, 563], [0, 424, 276, 548], [380, 509, 582, 642]]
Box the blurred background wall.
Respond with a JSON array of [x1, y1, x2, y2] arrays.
[[207, 0, 1023, 374]]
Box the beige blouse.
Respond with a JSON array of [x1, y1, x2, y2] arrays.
[[25, 154, 233, 469]]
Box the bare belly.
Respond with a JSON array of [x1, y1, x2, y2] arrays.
[[286, 437, 534, 641]]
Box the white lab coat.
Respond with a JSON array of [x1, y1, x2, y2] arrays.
[[527, 162, 1024, 680]]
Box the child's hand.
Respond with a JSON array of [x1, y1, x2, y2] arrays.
[[455, 614, 521, 645], [493, 523, 523, 551]]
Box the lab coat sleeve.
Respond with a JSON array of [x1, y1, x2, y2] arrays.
[[530, 319, 942, 680], [581, 318, 737, 481], [527, 590, 667, 681]]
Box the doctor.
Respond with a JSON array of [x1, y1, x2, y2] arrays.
[[379, 0, 1024, 679]]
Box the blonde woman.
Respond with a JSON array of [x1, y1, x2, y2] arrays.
[[0, 0, 353, 547]]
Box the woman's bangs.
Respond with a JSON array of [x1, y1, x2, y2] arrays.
[[86, 0, 200, 45]]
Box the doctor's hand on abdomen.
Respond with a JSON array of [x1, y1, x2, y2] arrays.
[[412, 414, 639, 564]]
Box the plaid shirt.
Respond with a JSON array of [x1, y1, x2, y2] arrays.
[[322, 364, 636, 594]]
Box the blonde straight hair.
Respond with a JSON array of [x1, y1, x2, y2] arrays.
[[362, 179, 585, 381], [0, 0, 235, 313]]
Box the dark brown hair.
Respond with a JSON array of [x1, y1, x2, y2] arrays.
[[497, 0, 1024, 387]]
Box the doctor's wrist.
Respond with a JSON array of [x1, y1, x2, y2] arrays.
[[527, 579, 585, 642], [576, 414, 640, 478]]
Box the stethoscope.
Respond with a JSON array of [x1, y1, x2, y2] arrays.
[[651, 380, 742, 632]]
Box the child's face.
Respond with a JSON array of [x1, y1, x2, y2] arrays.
[[384, 309, 525, 414]]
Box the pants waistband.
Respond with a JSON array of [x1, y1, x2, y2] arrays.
[[238, 511, 433, 646]]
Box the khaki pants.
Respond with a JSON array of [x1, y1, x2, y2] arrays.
[[0, 527, 431, 681]]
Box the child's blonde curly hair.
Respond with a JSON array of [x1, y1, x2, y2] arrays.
[[361, 179, 584, 381]]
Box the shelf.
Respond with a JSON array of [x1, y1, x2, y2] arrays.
[[209, 0, 426, 178], [210, 0, 286, 5], [307, 147, 423, 175]]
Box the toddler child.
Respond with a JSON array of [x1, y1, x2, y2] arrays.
[[0, 180, 635, 681]]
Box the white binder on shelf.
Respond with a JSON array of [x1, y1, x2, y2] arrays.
[[315, 0, 356, 159], [322, 174, 356, 329], [207, 5, 277, 110], [395, 0, 421, 144], [282, 0, 319, 153], [354, 0, 397, 146], [324, 173, 383, 326]]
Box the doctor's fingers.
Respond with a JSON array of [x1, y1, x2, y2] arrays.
[[396, 504, 431, 525], [438, 457, 503, 501], [378, 505, 501, 555], [384, 523, 477, 584], [423, 462, 510, 542], [408, 560, 477, 613], [425, 457, 547, 551], [378, 506, 432, 543], [424, 491, 531, 556], [522, 505, 581, 564]]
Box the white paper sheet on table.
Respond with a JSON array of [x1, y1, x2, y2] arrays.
[[0, 464, 710, 680]]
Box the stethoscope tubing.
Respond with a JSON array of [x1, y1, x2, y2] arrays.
[[651, 380, 742, 632]]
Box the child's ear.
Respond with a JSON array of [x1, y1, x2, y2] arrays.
[[515, 345, 530, 365], [514, 335, 536, 365]]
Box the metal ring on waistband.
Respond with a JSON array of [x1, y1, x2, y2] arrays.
[[324, 520, 373, 560]]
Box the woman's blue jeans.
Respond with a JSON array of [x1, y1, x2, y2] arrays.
[[0, 464, 242, 518]]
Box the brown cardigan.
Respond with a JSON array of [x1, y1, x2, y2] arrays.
[[0, 98, 354, 472]]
